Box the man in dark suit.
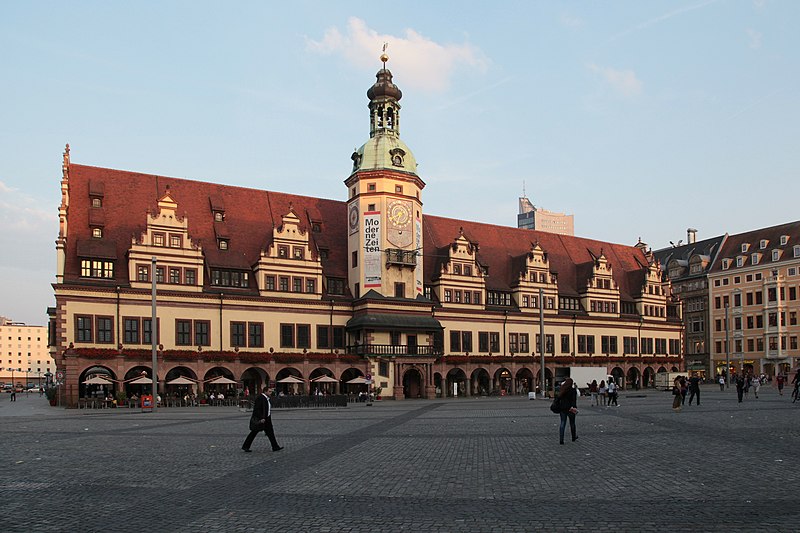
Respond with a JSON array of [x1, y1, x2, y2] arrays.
[[242, 386, 283, 452]]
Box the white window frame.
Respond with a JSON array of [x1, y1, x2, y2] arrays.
[[760, 239, 768, 250], [772, 250, 780, 262], [741, 243, 749, 253], [736, 256, 744, 267], [751, 253, 760, 265]]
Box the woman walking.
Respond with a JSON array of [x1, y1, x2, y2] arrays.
[[598, 380, 607, 406], [672, 377, 682, 412], [557, 378, 579, 445]]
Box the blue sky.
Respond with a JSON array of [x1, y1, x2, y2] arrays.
[[1, 0, 798, 325]]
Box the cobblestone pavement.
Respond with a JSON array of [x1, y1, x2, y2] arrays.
[[1, 384, 799, 532]]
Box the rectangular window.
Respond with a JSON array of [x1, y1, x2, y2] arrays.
[[479, 332, 489, 353], [473, 292, 482, 305], [561, 334, 570, 354], [317, 325, 330, 349], [293, 246, 304, 260], [390, 331, 401, 346], [142, 318, 155, 345], [156, 266, 165, 283], [332, 326, 345, 349], [464, 291, 471, 304], [756, 315, 763, 328], [185, 269, 196, 286], [278, 245, 289, 258], [306, 278, 316, 294], [280, 324, 294, 348], [756, 292, 763, 305], [733, 293, 741, 307], [444, 289, 452, 303], [194, 320, 210, 347], [293, 277, 303, 293], [248, 322, 263, 348], [327, 278, 345, 295], [279, 276, 289, 292], [123, 318, 140, 345], [169, 268, 181, 284], [176, 319, 192, 346], [450, 331, 461, 352], [489, 332, 500, 353], [96, 317, 113, 344], [395, 282, 405, 298], [462, 331, 473, 353], [76, 315, 93, 343], [231, 322, 246, 347], [296, 324, 311, 349], [520, 333, 529, 353], [508, 333, 518, 354], [265, 275, 276, 291], [137, 265, 150, 282]]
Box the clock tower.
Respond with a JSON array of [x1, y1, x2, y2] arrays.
[[345, 53, 425, 300]]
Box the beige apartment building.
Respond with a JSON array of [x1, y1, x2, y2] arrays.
[[49, 58, 682, 407], [708, 221, 800, 378], [0, 317, 53, 388], [517, 196, 574, 236]]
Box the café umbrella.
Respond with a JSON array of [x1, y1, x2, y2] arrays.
[[82, 376, 114, 385], [277, 376, 304, 383], [166, 376, 196, 385], [207, 376, 237, 385], [346, 376, 369, 384], [311, 375, 338, 383]]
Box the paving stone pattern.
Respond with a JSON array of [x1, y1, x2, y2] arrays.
[[1, 385, 798, 532]]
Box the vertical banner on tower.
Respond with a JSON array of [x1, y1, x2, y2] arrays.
[[364, 210, 381, 288], [415, 213, 423, 294]]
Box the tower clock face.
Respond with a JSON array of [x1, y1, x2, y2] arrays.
[[348, 204, 359, 232], [387, 200, 411, 229]]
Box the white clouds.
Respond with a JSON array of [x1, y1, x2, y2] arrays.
[[588, 64, 643, 97], [560, 13, 584, 29], [306, 17, 489, 92], [0, 180, 55, 232], [746, 28, 763, 49]]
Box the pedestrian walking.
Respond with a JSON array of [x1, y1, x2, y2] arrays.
[[688, 374, 701, 406], [679, 376, 687, 405], [736, 374, 745, 403], [776, 373, 785, 395], [718, 375, 725, 392], [588, 380, 598, 406], [672, 377, 682, 412], [752, 375, 761, 399], [10, 389, 16, 402], [598, 380, 607, 406], [607, 379, 619, 406], [556, 378, 578, 445], [242, 386, 283, 453]]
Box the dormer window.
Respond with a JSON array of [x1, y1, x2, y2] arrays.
[[293, 246, 304, 260], [722, 259, 730, 270], [278, 245, 289, 258], [214, 211, 224, 222], [760, 239, 768, 249], [772, 249, 781, 262], [751, 253, 760, 265], [741, 243, 749, 253], [736, 256, 744, 267], [218, 239, 229, 250], [780, 235, 789, 245], [311, 222, 321, 233], [92, 228, 102, 239], [392, 155, 403, 166], [464, 265, 472, 276], [170, 234, 182, 248], [795, 245, 800, 258], [91, 197, 102, 208]]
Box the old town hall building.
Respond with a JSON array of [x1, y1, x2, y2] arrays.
[[50, 58, 683, 407]]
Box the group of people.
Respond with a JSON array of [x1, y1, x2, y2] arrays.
[[672, 374, 702, 411], [586, 379, 619, 406]]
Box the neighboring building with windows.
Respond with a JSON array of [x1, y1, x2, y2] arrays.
[[517, 196, 574, 236], [653, 232, 727, 380], [0, 317, 53, 388], [707, 221, 800, 379], [50, 58, 682, 407]]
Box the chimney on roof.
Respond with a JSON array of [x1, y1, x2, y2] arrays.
[[687, 228, 697, 245]]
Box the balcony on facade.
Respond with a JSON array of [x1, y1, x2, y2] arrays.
[[347, 343, 443, 357], [385, 248, 417, 268]]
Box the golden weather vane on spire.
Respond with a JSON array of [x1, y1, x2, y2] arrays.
[[380, 42, 389, 67]]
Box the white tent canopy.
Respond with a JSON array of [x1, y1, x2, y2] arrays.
[[277, 376, 304, 384], [207, 376, 237, 385], [346, 377, 368, 384], [166, 376, 196, 385], [83, 376, 114, 385], [128, 376, 155, 385], [311, 375, 338, 383]]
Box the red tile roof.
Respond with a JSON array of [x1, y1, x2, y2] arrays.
[[65, 163, 653, 299]]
